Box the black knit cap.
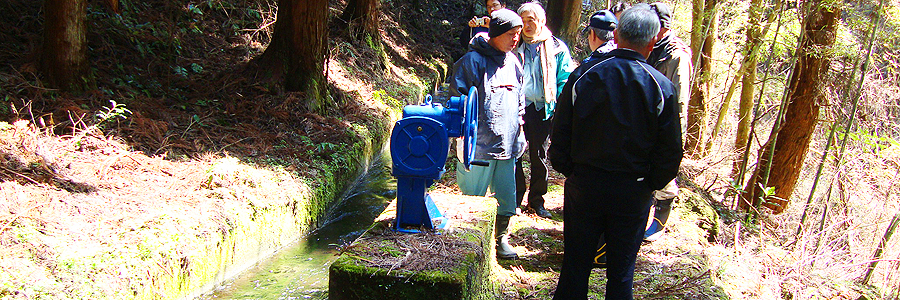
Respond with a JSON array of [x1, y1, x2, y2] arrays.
[[650, 2, 672, 29], [488, 8, 523, 38]]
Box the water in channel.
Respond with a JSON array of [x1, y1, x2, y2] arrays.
[[200, 158, 396, 300]]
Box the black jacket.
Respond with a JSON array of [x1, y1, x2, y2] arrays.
[[549, 49, 682, 190]]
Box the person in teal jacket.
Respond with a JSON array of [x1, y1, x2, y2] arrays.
[[512, 2, 574, 218]]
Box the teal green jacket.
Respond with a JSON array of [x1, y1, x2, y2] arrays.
[[514, 36, 575, 120]]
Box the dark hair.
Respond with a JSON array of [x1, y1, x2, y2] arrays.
[[486, 0, 508, 6], [610, 1, 631, 15], [591, 28, 615, 41]]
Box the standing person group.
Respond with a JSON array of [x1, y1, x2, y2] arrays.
[[450, 1, 688, 298]]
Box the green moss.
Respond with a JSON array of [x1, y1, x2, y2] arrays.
[[330, 197, 496, 300], [678, 189, 722, 242], [114, 113, 393, 299]]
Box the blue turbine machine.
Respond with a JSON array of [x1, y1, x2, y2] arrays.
[[389, 87, 486, 233]]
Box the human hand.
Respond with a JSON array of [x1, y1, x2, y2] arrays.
[[468, 16, 490, 28], [468, 17, 480, 27]]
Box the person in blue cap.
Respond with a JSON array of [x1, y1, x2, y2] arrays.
[[579, 9, 618, 67], [452, 8, 525, 260], [570, 9, 621, 270]]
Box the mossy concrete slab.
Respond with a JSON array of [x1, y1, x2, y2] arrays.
[[329, 192, 497, 300], [677, 188, 723, 242]]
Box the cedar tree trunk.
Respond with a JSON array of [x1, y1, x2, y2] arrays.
[[341, 0, 380, 37], [41, 0, 88, 92], [256, 0, 329, 111], [741, 1, 840, 213], [546, 0, 581, 43]]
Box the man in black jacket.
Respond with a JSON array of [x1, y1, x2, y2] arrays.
[[550, 4, 682, 299]]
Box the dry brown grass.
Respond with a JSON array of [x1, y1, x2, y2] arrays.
[[0, 120, 316, 298]]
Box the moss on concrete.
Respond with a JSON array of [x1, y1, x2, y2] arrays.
[[151, 117, 392, 300], [329, 194, 497, 300], [677, 188, 723, 242]]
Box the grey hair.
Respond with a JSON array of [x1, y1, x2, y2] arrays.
[[616, 4, 660, 48], [591, 28, 615, 41], [517, 2, 546, 21]]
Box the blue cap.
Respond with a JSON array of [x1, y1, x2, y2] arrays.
[[582, 10, 617, 35]]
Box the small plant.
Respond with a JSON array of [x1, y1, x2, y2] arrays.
[[0, 95, 9, 115], [94, 100, 132, 128], [316, 142, 337, 154], [190, 63, 203, 73], [172, 65, 189, 77], [187, 3, 203, 15], [246, 8, 261, 20]]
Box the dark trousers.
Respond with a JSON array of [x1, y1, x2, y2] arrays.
[[516, 103, 552, 209], [553, 165, 653, 300]]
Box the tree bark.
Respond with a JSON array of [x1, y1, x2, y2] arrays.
[[732, 0, 765, 176], [41, 0, 88, 92], [686, 0, 716, 157], [341, 0, 379, 37], [256, 0, 329, 112], [741, 1, 840, 213], [546, 0, 582, 44]]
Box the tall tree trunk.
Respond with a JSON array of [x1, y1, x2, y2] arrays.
[[341, 0, 379, 37], [732, 0, 765, 176], [740, 1, 840, 214], [547, 0, 581, 44], [256, 0, 329, 112], [41, 0, 88, 92], [686, 0, 716, 157]]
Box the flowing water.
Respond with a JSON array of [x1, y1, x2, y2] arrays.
[[200, 159, 396, 300]]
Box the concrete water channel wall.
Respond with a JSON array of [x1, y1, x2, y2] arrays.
[[149, 118, 393, 300]]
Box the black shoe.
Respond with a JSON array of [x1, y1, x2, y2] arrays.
[[533, 207, 552, 218]]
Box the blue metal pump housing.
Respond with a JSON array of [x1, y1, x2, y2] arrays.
[[390, 87, 480, 232]]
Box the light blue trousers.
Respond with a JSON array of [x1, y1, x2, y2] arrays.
[[456, 158, 517, 216]]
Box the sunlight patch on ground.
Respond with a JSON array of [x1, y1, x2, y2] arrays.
[[327, 60, 382, 110], [380, 22, 411, 61]]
